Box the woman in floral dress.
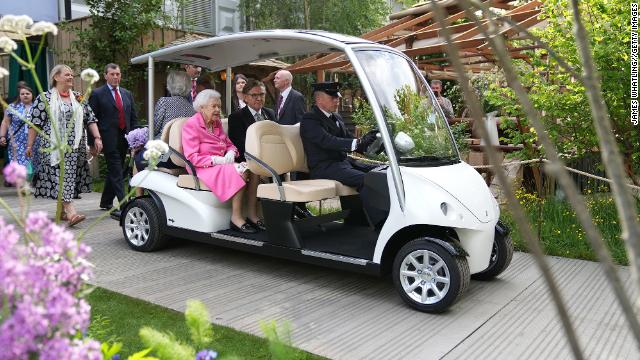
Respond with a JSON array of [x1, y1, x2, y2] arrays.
[[0, 83, 40, 173], [27, 64, 103, 226]]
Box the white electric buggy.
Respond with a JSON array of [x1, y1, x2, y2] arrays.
[[121, 30, 513, 313]]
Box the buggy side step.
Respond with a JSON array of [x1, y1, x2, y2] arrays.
[[211, 232, 264, 247], [301, 250, 368, 266]]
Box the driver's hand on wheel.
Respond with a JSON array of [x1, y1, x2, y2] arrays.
[[356, 129, 379, 153]]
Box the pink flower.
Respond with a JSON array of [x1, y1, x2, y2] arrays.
[[3, 161, 27, 185]]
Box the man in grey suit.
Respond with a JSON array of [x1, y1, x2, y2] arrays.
[[89, 63, 138, 211], [273, 70, 306, 125]]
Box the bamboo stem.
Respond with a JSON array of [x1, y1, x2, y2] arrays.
[[429, 0, 585, 357]]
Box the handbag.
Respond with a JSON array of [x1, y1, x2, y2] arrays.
[[26, 161, 33, 182]]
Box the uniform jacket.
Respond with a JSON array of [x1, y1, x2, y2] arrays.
[[300, 105, 355, 171]]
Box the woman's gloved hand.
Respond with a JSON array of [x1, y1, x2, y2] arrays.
[[224, 150, 236, 164], [211, 155, 226, 165]]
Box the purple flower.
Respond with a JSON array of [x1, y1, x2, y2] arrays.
[[112, 354, 121, 360], [196, 349, 218, 360], [3, 161, 27, 185], [125, 127, 149, 149], [0, 212, 98, 360], [25, 211, 51, 233]]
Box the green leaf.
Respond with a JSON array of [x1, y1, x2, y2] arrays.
[[185, 299, 215, 349]]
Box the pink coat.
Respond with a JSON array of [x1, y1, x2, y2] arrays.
[[182, 112, 246, 201]]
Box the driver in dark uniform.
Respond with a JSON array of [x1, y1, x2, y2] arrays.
[[300, 82, 378, 190]]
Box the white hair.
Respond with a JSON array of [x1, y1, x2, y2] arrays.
[[166, 70, 191, 97], [193, 89, 222, 112]]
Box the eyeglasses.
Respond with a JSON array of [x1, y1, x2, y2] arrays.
[[246, 93, 266, 98]]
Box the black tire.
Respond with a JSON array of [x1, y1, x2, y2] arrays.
[[122, 198, 168, 252], [392, 239, 470, 313], [471, 228, 514, 281]]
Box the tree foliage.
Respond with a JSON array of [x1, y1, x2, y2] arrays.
[[67, 0, 172, 91], [482, 0, 637, 180], [239, 0, 390, 36]]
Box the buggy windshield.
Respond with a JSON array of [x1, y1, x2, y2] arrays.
[[355, 50, 459, 166]]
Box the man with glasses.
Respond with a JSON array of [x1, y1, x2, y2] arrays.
[[228, 79, 275, 162], [228, 79, 275, 231]]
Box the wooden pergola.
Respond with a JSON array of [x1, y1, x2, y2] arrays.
[[287, 0, 545, 80]]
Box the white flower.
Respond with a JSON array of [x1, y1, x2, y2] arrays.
[[0, 67, 8, 79], [13, 15, 33, 34], [80, 68, 100, 84], [142, 148, 161, 161], [29, 21, 58, 36], [145, 140, 169, 154], [0, 36, 18, 53], [0, 15, 17, 32]]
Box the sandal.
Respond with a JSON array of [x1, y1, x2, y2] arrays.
[[67, 214, 86, 227]]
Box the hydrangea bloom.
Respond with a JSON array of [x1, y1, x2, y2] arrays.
[[125, 127, 149, 149], [0, 66, 8, 78], [3, 161, 27, 185], [0, 213, 101, 359], [143, 139, 169, 168]]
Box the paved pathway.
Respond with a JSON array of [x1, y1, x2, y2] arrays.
[[1, 189, 638, 359]]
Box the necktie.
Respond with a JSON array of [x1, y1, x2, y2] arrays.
[[191, 79, 197, 100], [255, 111, 264, 122], [276, 94, 283, 116], [113, 87, 125, 129]]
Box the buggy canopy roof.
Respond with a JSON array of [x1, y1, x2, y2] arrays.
[[130, 30, 376, 70]]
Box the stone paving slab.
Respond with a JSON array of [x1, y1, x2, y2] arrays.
[[1, 189, 638, 359]]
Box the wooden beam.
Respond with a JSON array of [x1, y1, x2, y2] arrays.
[[290, 60, 350, 74], [404, 38, 487, 57]]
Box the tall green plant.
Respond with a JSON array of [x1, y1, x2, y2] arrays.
[[482, 0, 637, 182]]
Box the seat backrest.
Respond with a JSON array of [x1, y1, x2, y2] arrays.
[[159, 117, 179, 144], [245, 121, 308, 177], [167, 117, 190, 167]]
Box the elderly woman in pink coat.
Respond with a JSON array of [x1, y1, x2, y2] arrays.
[[182, 89, 259, 234]]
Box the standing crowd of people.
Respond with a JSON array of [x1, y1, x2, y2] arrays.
[[2, 60, 449, 231]]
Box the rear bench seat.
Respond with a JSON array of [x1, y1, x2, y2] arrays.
[[244, 121, 357, 202], [158, 117, 355, 198]]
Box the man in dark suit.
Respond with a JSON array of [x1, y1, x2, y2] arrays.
[[228, 79, 276, 161], [184, 64, 202, 103], [89, 63, 138, 211], [227, 79, 275, 230], [300, 82, 378, 190], [273, 70, 306, 125]]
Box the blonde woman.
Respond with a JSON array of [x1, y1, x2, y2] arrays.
[[27, 64, 103, 226]]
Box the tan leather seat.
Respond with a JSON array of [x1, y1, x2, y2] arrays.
[[177, 174, 210, 191], [245, 121, 357, 201], [155, 117, 188, 176]]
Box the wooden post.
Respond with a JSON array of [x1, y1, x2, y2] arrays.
[[316, 70, 324, 82]]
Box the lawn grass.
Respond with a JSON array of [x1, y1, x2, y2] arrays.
[[87, 287, 325, 360], [500, 189, 638, 265]]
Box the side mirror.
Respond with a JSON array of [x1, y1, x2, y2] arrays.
[[394, 131, 415, 153]]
